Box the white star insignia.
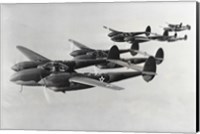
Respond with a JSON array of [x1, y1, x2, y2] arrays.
[[99, 76, 105, 82]]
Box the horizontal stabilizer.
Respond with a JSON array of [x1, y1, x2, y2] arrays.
[[130, 49, 151, 57], [108, 59, 143, 71], [131, 48, 164, 65], [109, 56, 157, 82]]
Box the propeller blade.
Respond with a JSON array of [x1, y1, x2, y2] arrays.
[[20, 85, 23, 93], [43, 86, 51, 104]]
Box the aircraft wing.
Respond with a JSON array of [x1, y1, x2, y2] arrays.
[[73, 59, 106, 69], [103, 25, 120, 32], [69, 76, 124, 90], [17, 46, 51, 62], [68, 39, 93, 50]]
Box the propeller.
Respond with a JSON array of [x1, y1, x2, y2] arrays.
[[13, 56, 22, 72], [43, 86, 51, 104], [19, 85, 23, 93], [39, 71, 51, 103]]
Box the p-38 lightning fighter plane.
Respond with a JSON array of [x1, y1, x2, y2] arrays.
[[10, 45, 157, 92], [163, 22, 191, 32], [69, 39, 164, 69], [11, 46, 109, 72], [11, 45, 155, 73], [166, 34, 187, 42], [127, 30, 187, 44], [148, 30, 187, 42], [103, 25, 151, 42], [69, 39, 139, 59], [10, 56, 157, 92]]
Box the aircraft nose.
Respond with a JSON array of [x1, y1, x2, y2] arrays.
[[10, 73, 20, 82], [70, 51, 77, 57], [11, 64, 19, 72]]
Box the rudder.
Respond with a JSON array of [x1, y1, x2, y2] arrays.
[[107, 45, 120, 60], [142, 56, 156, 82], [130, 42, 139, 56], [163, 30, 169, 36], [155, 48, 164, 65], [145, 26, 151, 36]]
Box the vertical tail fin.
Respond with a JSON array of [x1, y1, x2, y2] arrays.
[[107, 45, 120, 60], [142, 56, 157, 82], [145, 26, 151, 36], [155, 48, 164, 65], [179, 22, 183, 28], [184, 35, 188, 40], [130, 42, 139, 56], [163, 30, 169, 36], [186, 25, 191, 30], [174, 33, 177, 38]]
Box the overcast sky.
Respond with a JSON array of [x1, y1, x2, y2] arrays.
[[1, 1, 197, 133]]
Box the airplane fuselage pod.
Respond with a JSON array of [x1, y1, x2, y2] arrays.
[[10, 67, 143, 93], [70, 49, 89, 57], [111, 34, 125, 42], [10, 68, 51, 86], [164, 25, 191, 32], [73, 50, 108, 60], [11, 61, 44, 72], [108, 31, 120, 37]]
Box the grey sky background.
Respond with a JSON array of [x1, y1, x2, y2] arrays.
[[1, 2, 197, 132]]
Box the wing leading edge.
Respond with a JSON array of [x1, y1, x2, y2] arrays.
[[69, 76, 124, 90], [68, 39, 93, 50], [17, 46, 51, 62]]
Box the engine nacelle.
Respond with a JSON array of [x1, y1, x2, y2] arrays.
[[11, 61, 42, 72], [70, 50, 87, 57]]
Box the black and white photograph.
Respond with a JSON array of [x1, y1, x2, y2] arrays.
[[0, 1, 199, 133]]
